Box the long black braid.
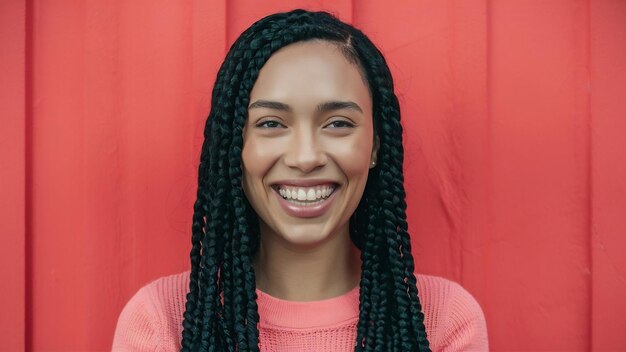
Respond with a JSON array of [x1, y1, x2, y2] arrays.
[[181, 9, 431, 352]]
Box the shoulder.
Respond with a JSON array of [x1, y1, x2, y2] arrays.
[[112, 271, 191, 352], [414, 273, 489, 351]]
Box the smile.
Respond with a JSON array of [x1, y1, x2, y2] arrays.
[[270, 183, 340, 218]]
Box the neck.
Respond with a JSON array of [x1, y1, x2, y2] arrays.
[[252, 224, 362, 301]]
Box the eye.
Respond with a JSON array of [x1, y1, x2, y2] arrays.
[[256, 119, 286, 128], [325, 120, 355, 129]]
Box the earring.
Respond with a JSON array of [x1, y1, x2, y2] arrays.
[[370, 161, 376, 168]]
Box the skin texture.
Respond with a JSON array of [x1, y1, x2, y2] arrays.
[[242, 40, 378, 301]]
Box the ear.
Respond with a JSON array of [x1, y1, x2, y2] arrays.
[[369, 134, 380, 169]]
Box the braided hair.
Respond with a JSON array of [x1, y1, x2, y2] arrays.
[[181, 9, 430, 352]]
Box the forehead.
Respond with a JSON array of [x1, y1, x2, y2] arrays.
[[249, 40, 371, 110]]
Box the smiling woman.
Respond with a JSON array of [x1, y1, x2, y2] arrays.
[[112, 9, 488, 352]]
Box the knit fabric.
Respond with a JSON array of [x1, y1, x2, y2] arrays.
[[111, 271, 488, 351]]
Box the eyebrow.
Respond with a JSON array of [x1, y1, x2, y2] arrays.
[[248, 100, 291, 112], [248, 100, 363, 114], [316, 101, 364, 114]]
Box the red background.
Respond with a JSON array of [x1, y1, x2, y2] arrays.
[[2, 1, 625, 351]]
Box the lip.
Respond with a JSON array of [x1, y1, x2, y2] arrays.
[[270, 179, 339, 187], [271, 184, 340, 218]]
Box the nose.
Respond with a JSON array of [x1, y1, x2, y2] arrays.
[[283, 128, 327, 173]]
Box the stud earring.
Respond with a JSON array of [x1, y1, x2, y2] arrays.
[[370, 161, 376, 168]]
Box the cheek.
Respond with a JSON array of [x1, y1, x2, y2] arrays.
[[241, 137, 278, 192], [327, 136, 373, 177]]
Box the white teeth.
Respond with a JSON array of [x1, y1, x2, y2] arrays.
[[276, 184, 336, 202]]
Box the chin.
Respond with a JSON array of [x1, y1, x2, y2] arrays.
[[278, 224, 334, 247], [259, 219, 340, 248]]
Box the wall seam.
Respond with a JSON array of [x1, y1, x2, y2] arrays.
[[585, 0, 594, 349], [485, 6, 494, 346], [24, 0, 34, 350], [224, 0, 229, 54]]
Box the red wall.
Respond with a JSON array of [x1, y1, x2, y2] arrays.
[[2, 1, 625, 351]]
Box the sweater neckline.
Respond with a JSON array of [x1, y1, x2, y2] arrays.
[[255, 284, 360, 329]]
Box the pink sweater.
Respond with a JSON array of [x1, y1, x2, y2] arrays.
[[112, 271, 488, 351]]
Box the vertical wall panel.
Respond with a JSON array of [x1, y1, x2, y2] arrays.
[[0, 1, 26, 351], [488, 1, 591, 350], [81, 2, 129, 348], [31, 1, 90, 348], [438, 1, 491, 327], [590, 0, 626, 349]]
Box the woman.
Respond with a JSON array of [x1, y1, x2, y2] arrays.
[[113, 9, 488, 352]]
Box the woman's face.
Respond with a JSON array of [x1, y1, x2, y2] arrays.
[[242, 40, 377, 247]]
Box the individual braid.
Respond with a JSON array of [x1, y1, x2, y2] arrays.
[[181, 9, 430, 352], [228, 64, 257, 351], [182, 107, 226, 348], [351, 182, 378, 351], [180, 148, 207, 346]]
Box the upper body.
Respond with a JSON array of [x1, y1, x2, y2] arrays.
[[111, 270, 488, 351], [126, 9, 488, 351]]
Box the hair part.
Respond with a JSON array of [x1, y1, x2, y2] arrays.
[[181, 9, 430, 352]]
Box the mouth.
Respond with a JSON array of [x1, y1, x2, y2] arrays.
[[270, 183, 339, 206]]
